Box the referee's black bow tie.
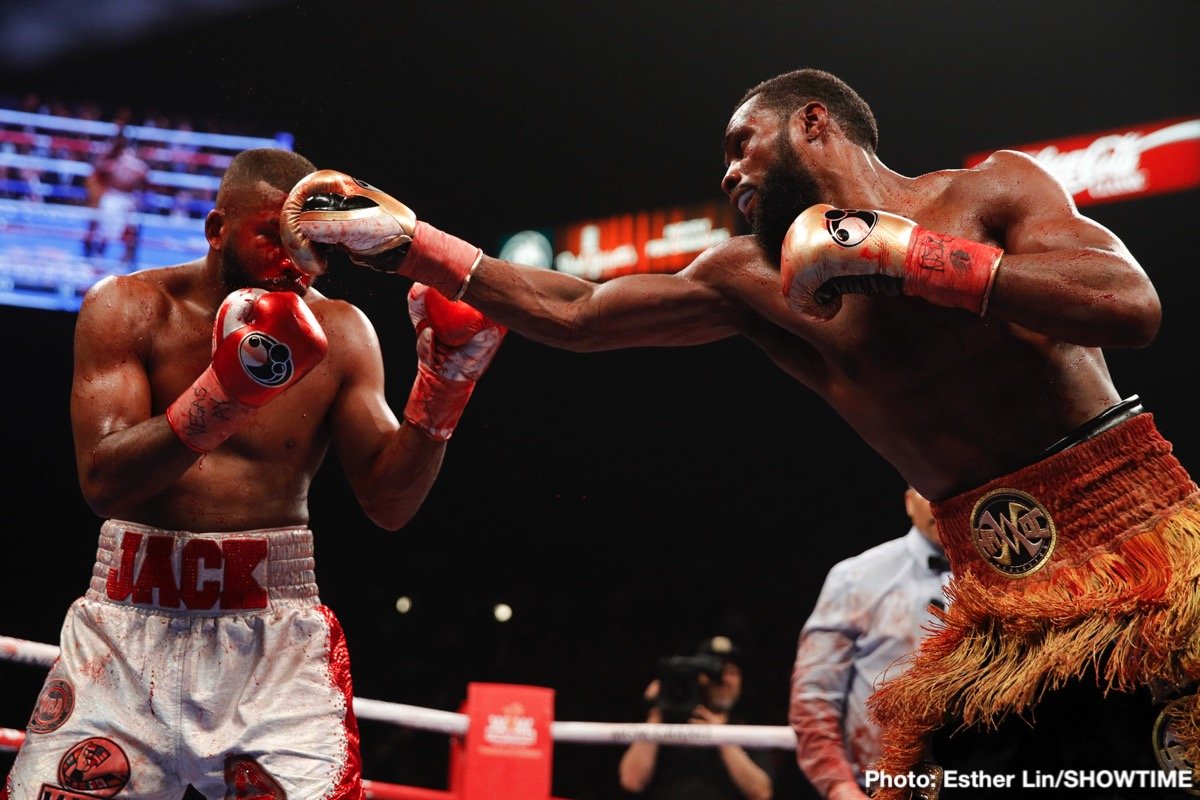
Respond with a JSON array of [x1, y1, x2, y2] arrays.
[[928, 554, 951, 573]]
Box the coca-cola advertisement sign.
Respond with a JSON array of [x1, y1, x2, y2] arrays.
[[965, 116, 1200, 207]]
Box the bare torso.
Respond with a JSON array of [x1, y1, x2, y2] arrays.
[[697, 163, 1123, 499], [72, 262, 364, 531], [714, 241, 1115, 499], [467, 150, 1143, 502]]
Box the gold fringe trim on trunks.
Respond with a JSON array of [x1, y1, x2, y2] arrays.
[[866, 411, 1200, 800], [868, 501, 1200, 799]]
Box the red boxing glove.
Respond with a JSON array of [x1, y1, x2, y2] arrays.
[[403, 284, 506, 440], [781, 204, 1002, 320], [166, 289, 329, 453]]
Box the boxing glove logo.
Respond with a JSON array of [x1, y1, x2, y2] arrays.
[[238, 332, 294, 387], [823, 208, 877, 247]]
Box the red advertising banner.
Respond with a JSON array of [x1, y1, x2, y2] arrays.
[[551, 200, 739, 281], [964, 116, 1200, 207]]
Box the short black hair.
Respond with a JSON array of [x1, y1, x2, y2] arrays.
[[737, 68, 879, 152], [216, 147, 317, 206]]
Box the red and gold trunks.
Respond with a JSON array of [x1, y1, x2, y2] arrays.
[[867, 413, 1200, 799]]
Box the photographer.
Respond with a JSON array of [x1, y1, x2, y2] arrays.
[[618, 636, 774, 800]]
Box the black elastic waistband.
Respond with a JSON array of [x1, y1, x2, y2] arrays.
[[1040, 394, 1144, 460]]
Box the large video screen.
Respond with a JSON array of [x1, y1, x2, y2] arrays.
[[0, 101, 293, 312]]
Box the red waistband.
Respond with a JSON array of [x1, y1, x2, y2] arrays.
[[86, 520, 319, 614], [932, 413, 1199, 589]]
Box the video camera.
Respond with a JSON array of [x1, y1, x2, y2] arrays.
[[655, 653, 725, 723]]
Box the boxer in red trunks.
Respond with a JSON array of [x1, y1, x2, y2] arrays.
[[281, 67, 1200, 798], [5, 148, 505, 800]]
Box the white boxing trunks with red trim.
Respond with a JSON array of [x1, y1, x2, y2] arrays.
[[4, 520, 363, 800]]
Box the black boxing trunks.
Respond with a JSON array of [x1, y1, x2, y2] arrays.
[[924, 672, 1198, 798], [867, 411, 1200, 800]]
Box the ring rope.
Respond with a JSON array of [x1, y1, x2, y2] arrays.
[[0, 635, 796, 750], [1, 727, 24, 751], [0, 637, 60, 669]]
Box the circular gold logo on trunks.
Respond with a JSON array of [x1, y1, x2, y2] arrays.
[[970, 489, 1056, 577], [1153, 695, 1200, 794], [28, 677, 74, 734]]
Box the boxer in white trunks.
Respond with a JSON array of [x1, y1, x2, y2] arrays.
[[5, 147, 506, 800]]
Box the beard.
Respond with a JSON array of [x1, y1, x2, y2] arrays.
[[219, 240, 308, 295], [218, 241, 257, 292], [751, 138, 823, 263]]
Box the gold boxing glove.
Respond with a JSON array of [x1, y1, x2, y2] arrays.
[[280, 169, 417, 276], [281, 169, 482, 301], [781, 204, 1002, 320]]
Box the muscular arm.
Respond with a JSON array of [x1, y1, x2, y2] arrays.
[[326, 303, 446, 531], [462, 238, 757, 351], [979, 151, 1160, 347], [71, 277, 201, 516], [284, 169, 758, 351]]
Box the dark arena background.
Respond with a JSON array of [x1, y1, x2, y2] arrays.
[[1, 2, 1197, 798]]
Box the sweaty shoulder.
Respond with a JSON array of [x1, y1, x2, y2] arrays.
[[78, 267, 177, 335], [971, 148, 1049, 178], [307, 293, 381, 357], [680, 234, 773, 285], [957, 149, 1072, 210], [306, 291, 369, 331]]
